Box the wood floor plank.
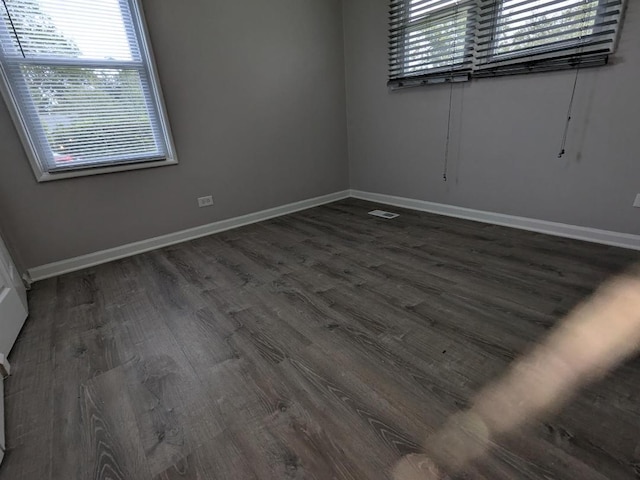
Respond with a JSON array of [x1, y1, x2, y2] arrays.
[[51, 324, 122, 480], [2, 198, 640, 480], [107, 292, 227, 477], [153, 430, 260, 480], [81, 366, 151, 479]]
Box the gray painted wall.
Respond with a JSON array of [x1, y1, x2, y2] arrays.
[[2, 0, 639, 272], [343, 0, 640, 235], [0, 0, 349, 269]]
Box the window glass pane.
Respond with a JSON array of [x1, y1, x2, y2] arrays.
[[0, 0, 139, 61], [404, 7, 469, 74], [494, 0, 600, 56], [17, 66, 161, 167]]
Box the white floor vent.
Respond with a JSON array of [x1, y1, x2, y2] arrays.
[[368, 210, 399, 219]]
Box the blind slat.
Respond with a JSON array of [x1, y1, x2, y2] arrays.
[[391, 27, 477, 52], [390, 55, 475, 73], [48, 155, 165, 172], [389, 1, 478, 34], [477, 12, 617, 38], [390, 0, 477, 22], [477, 26, 616, 56]]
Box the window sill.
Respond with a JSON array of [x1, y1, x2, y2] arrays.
[[34, 157, 178, 183]]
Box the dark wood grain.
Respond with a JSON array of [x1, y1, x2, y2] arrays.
[[1, 197, 639, 480], [81, 366, 151, 479]]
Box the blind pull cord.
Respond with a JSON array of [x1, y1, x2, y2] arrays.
[[443, 0, 461, 182], [557, 67, 580, 159], [2, 0, 25, 58], [444, 81, 454, 182], [558, 0, 590, 159]]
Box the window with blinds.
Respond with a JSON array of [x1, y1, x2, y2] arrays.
[[389, 0, 627, 88], [0, 0, 176, 181], [389, 0, 479, 87]]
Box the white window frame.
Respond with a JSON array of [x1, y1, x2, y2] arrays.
[[0, 0, 177, 182]]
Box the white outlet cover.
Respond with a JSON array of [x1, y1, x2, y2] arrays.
[[634, 194, 640, 208], [198, 196, 214, 208]]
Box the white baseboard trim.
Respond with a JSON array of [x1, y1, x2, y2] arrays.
[[28, 188, 640, 282], [28, 190, 350, 281], [351, 190, 640, 251]]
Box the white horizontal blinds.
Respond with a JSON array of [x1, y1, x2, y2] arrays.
[[9, 66, 160, 167], [0, 0, 141, 60], [476, 0, 625, 75], [389, 0, 478, 85], [0, 0, 167, 172]]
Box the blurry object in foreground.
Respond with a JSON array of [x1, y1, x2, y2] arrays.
[[394, 266, 640, 480]]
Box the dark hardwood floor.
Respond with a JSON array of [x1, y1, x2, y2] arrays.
[[1, 198, 639, 480]]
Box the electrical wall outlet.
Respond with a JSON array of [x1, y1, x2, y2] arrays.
[[197, 195, 214, 208], [634, 194, 640, 208]]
